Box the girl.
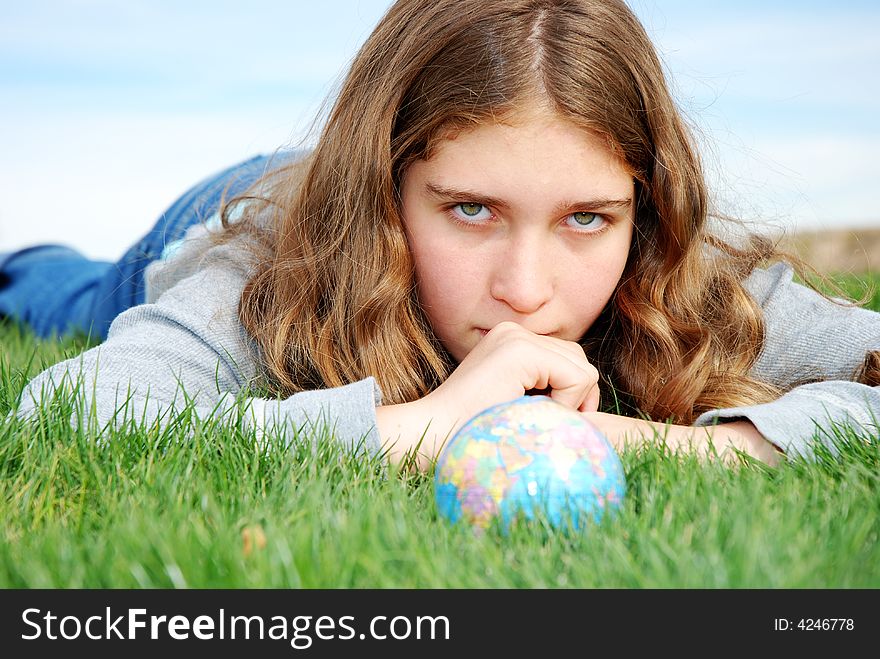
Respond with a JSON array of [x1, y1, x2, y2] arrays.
[[3, 0, 879, 469]]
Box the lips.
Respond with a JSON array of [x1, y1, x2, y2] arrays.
[[476, 327, 556, 337]]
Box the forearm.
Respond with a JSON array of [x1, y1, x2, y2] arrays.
[[694, 381, 879, 462], [709, 419, 784, 466], [377, 402, 784, 471], [585, 412, 783, 467], [375, 400, 456, 471]]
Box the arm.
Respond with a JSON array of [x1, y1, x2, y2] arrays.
[[374, 320, 790, 471], [377, 393, 784, 470], [15, 224, 384, 457], [583, 413, 783, 467], [694, 263, 880, 461]]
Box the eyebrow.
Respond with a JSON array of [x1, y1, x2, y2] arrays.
[[424, 182, 633, 214]]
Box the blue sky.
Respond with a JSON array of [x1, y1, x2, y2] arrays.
[[1, 0, 878, 259]]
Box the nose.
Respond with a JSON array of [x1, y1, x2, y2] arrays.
[[488, 232, 554, 314]]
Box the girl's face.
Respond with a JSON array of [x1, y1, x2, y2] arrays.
[[400, 107, 635, 363]]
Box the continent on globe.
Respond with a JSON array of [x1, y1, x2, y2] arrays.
[[434, 395, 626, 532]]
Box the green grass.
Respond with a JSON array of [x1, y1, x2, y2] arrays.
[[1, 273, 878, 588], [812, 270, 880, 309]]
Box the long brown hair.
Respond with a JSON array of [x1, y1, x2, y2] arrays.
[[221, 0, 796, 422]]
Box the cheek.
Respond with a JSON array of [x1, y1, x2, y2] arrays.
[[410, 243, 477, 318], [563, 238, 631, 328]]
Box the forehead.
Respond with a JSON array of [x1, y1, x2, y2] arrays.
[[414, 109, 634, 194], [422, 105, 632, 173]]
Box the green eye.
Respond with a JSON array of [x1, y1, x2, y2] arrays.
[[572, 212, 599, 226], [565, 212, 607, 233], [459, 203, 484, 217]]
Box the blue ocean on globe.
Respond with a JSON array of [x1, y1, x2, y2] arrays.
[[434, 395, 626, 532]]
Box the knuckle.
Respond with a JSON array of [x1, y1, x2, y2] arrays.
[[491, 321, 521, 336], [508, 336, 537, 354]]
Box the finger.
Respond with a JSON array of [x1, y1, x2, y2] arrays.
[[551, 369, 599, 412], [486, 324, 600, 410], [487, 322, 590, 371], [531, 333, 592, 370], [527, 339, 600, 410], [526, 351, 597, 411], [547, 382, 592, 411], [531, 337, 601, 410], [579, 382, 601, 413]]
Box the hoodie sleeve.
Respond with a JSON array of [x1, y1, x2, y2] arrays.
[[694, 263, 880, 461], [14, 221, 384, 457]]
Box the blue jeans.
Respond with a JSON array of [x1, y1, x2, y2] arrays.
[[0, 152, 295, 340]]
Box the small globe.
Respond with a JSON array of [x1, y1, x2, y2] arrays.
[[434, 395, 626, 531]]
